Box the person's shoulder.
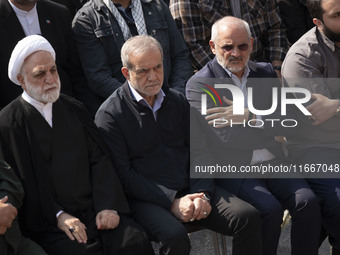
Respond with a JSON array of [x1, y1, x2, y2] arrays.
[[248, 60, 276, 78], [96, 86, 126, 117], [58, 93, 90, 114], [0, 97, 24, 129], [166, 87, 188, 103], [39, 0, 69, 14], [73, 0, 100, 23], [286, 27, 319, 58], [192, 60, 216, 80]]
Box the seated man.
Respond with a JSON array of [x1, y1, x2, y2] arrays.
[[0, 160, 46, 255], [282, 0, 340, 253], [0, 35, 154, 255], [95, 35, 263, 255], [72, 0, 192, 112], [186, 16, 321, 255]]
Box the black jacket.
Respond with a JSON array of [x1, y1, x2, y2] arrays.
[[95, 82, 215, 209]]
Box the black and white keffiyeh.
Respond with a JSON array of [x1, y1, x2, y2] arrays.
[[104, 0, 148, 41]]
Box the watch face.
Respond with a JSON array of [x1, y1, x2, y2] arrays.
[[203, 193, 211, 201]]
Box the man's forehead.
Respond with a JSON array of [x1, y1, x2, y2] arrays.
[[130, 50, 162, 67]]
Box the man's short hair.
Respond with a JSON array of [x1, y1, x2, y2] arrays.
[[307, 0, 324, 21], [211, 16, 252, 42], [121, 35, 163, 70]]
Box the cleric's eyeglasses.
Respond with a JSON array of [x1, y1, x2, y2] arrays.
[[215, 43, 249, 52]]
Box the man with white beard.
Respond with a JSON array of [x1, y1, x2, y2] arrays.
[[0, 35, 154, 255]]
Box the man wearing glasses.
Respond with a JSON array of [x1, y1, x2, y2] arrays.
[[186, 16, 320, 255]]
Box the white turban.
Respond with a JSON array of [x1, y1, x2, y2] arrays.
[[8, 35, 56, 85]]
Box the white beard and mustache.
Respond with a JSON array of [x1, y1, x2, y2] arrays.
[[216, 51, 250, 74], [24, 76, 61, 104]]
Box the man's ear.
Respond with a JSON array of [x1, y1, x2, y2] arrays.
[[313, 18, 323, 30], [17, 74, 26, 91], [209, 40, 217, 55], [250, 37, 254, 52], [121, 67, 130, 80]]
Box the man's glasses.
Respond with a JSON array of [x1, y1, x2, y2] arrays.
[[215, 43, 249, 52]]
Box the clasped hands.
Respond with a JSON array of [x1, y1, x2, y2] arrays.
[[57, 209, 119, 244], [170, 193, 212, 223], [0, 196, 18, 235]]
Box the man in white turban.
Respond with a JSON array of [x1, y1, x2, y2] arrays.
[[0, 35, 154, 255]]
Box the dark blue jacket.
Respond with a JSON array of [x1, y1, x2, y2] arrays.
[[187, 57, 287, 195]]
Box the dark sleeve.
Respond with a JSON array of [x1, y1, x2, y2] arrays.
[[189, 107, 216, 197], [95, 107, 178, 210], [161, 0, 193, 93], [0, 161, 24, 210], [85, 130, 130, 214], [264, 0, 288, 62], [64, 95, 130, 213], [72, 10, 123, 99]]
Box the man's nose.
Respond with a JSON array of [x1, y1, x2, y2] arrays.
[[230, 46, 241, 57], [45, 71, 55, 84], [148, 70, 157, 80]]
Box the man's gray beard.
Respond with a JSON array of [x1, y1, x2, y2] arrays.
[[216, 52, 248, 74], [24, 77, 61, 104]]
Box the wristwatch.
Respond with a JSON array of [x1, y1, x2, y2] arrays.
[[273, 65, 281, 71], [202, 193, 211, 202]]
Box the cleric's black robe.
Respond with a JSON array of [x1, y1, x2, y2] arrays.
[[0, 94, 130, 238]]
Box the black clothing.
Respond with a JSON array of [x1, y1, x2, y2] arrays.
[[95, 82, 263, 255], [0, 95, 153, 254]]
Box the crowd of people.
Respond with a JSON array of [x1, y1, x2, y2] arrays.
[[0, 0, 339, 254]]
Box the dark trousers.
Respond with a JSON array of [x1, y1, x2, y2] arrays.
[[31, 215, 154, 255], [237, 176, 321, 255], [291, 147, 340, 250], [130, 186, 262, 255]]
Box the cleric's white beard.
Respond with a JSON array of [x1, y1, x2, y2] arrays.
[[24, 78, 61, 104]]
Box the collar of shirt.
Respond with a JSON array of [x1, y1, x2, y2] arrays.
[[9, 0, 40, 36], [223, 65, 250, 106], [128, 81, 165, 120], [22, 91, 53, 127]]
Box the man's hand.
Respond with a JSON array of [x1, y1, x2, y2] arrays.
[[0, 196, 17, 235], [96, 210, 120, 230], [192, 196, 212, 221], [57, 212, 87, 244], [307, 94, 340, 125], [170, 193, 203, 222], [205, 96, 250, 128]]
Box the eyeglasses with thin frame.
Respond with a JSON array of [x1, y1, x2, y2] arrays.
[[215, 42, 249, 52]]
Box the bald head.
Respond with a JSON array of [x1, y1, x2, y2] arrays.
[[211, 16, 252, 42]]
